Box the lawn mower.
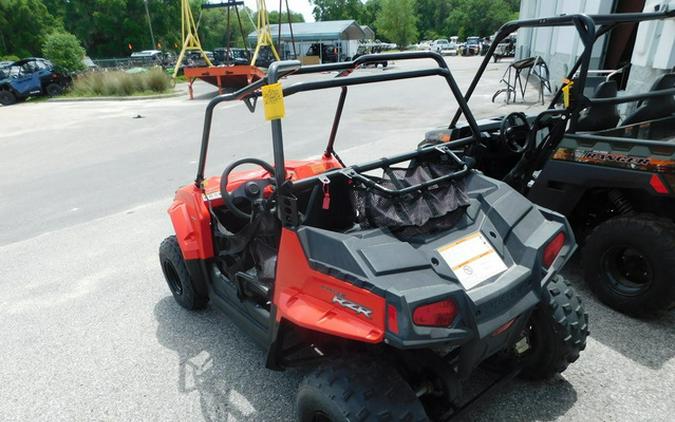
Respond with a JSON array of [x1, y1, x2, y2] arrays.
[[159, 51, 588, 420], [424, 9, 675, 316]]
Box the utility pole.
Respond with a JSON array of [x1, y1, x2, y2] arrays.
[[144, 0, 157, 49]]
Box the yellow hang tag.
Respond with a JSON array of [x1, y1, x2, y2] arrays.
[[261, 82, 285, 121], [562, 79, 574, 108]]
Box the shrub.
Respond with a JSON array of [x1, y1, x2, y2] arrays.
[[145, 68, 172, 92], [1, 55, 20, 62], [42, 31, 86, 73], [69, 68, 172, 97]]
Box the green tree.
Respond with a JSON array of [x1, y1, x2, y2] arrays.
[[42, 31, 86, 72], [445, 0, 518, 39], [416, 0, 452, 40], [0, 0, 62, 57], [375, 0, 418, 48], [360, 0, 383, 29], [310, 0, 364, 21], [268, 10, 305, 24]]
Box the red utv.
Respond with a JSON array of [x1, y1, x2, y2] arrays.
[[159, 52, 588, 420]]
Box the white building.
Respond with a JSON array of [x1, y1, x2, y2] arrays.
[[247, 20, 367, 64], [516, 0, 674, 107]]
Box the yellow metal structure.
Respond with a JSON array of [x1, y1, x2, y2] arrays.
[[173, 0, 213, 78], [250, 0, 281, 66]]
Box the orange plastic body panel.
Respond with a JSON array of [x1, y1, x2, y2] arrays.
[[168, 184, 214, 260], [169, 156, 343, 260], [273, 229, 386, 343]]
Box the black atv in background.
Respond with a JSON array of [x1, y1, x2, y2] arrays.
[[425, 10, 675, 316]]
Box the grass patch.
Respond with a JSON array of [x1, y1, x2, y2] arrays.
[[69, 67, 173, 97]]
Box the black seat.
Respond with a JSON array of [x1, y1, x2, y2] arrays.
[[576, 80, 620, 132], [622, 73, 675, 126]]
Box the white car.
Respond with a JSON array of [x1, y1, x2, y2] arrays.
[[430, 39, 457, 56], [416, 40, 433, 50]]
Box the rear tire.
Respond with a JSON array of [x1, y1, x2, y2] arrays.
[[583, 214, 675, 315], [520, 275, 589, 380], [0, 89, 16, 106], [297, 360, 428, 422], [45, 83, 63, 97], [159, 236, 208, 310]]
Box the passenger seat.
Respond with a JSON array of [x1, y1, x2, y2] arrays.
[[622, 73, 675, 126]]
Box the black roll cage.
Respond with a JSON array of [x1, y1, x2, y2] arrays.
[[453, 9, 675, 130], [195, 11, 675, 196], [195, 50, 482, 190]]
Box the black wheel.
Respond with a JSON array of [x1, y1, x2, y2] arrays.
[[159, 236, 208, 310], [297, 360, 428, 422], [0, 89, 16, 106], [583, 214, 675, 315], [45, 83, 63, 97], [519, 275, 589, 380]]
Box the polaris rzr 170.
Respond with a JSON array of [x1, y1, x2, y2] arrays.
[[159, 52, 588, 420]]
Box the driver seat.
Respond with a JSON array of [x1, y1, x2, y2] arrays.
[[575, 80, 620, 132]]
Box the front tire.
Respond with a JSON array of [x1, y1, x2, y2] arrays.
[[520, 275, 589, 380], [583, 214, 675, 315], [297, 360, 428, 422], [159, 236, 208, 310]]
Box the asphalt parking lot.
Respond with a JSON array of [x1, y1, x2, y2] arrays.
[[1, 56, 673, 421]]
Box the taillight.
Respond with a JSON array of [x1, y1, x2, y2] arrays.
[[649, 174, 669, 194], [543, 232, 566, 268], [387, 304, 399, 334], [413, 299, 457, 327]]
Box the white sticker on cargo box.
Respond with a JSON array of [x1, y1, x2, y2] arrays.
[[437, 232, 507, 290]]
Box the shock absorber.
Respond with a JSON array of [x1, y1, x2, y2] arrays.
[[608, 189, 633, 215]]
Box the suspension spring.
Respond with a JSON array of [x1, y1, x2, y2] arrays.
[[608, 189, 633, 215]]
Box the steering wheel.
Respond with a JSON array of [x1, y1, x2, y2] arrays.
[[500, 112, 531, 154], [220, 158, 276, 220]]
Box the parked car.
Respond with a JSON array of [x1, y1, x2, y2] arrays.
[[213, 48, 250, 66], [82, 56, 98, 70], [131, 50, 174, 68], [416, 40, 432, 50], [254, 46, 276, 68], [481, 37, 492, 56], [459, 36, 481, 56], [494, 33, 517, 62], [0, 57, 71, 106], [430, 39, 457, 56], [183, 51, 215, 67]]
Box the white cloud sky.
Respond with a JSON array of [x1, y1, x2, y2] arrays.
[[242, 0, 316, 22]]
